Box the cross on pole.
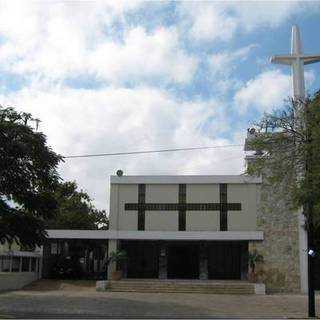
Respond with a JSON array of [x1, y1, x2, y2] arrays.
[[271, 25, 320, 318], [270, 25, 320, 100], [125, 184, 242, 231]]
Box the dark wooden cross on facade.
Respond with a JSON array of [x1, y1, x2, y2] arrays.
[[125, 184, 242, 231]]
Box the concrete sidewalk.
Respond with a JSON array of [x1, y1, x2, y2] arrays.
[[0, 280, 319, 318]]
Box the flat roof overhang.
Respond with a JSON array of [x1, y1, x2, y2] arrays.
[[46, 230, 263, 241], [110, 175, 262, 185]]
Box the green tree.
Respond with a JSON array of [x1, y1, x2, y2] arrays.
[[46, 181, 108, 230], [0, 106, 62, 248], [247, 91, 320, 317], [247, 92, 320, 227]]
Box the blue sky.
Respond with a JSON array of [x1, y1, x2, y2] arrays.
[[0, 1, 320, 210]]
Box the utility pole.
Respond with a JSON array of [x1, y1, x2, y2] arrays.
[[305, 105, 316, 318], [307, 212, 315, 317]]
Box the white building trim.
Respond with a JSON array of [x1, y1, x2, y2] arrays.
[[111, 231, 264, 241], [0, 251, 42, 257], [46, 229, 263, 241], [46, 229, 108, 239], [110, 175, 262, 185]]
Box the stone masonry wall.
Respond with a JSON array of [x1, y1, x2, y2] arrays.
[[251, 175, 301, 293]]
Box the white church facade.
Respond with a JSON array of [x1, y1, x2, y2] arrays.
[[107, 175, 263, 281], [45, 160, 308, 293]]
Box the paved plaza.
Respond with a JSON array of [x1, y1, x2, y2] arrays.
[[0, 280, 319, 318]]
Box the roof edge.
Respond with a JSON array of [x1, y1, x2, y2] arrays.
[[110, 175, 262, 184]]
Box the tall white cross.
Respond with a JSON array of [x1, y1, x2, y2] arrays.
[[270, 25, 320, 100]]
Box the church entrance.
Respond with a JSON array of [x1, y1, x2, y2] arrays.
[[207, 241, 243, 280], [121, 241, 159, 278], [167, 243, 199, 279]]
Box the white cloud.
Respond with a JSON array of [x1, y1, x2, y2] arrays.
[[233, 1, 315, 31], [208, 44, 257, 93], [234, 70, 291, 113], [0, 1, 252, 212], [0, 2, 197, 85], [234, 69, 315, 113], [179, 1, 320, 42], [89, 27, 197, 84], [0, 82, 244, 210], [0, 1, 139, 53], [3, 1, 317, 213], [209, 45, 257, 75], [187, 4, 237, 42]]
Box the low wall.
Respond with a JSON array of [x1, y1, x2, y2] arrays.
[[0, 272, 39, 291]]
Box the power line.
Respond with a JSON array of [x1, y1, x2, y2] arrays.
[[63, 144, 244, 159]]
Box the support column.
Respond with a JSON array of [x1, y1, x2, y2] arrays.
[[241, 242, 249, 280], [119, 241, 127, 278], [38, 257, 43, 279], [158, 242, 167, 279], [103, 242, 109, 276], [41, 242, 51, 278], [107, 239, 118, 279], [19, 256, 22, 272], [199, 242, 208, 280]]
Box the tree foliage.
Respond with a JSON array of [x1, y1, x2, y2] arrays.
[[0, 106, 63, 248], [1, 106, 109, 247], [46, 181, 108, 230], [247, 91, 320, 229]]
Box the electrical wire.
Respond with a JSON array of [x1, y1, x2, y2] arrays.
[[63, 144, 244, 159]]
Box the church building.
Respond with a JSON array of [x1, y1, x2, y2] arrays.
[[44, 131, 308, 293], [107, 175, 262, 281], [103, 137, 308, 294], [44, 25, 320, 294]]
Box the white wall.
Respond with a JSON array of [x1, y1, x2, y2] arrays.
[[145, 185, 179, 231], [228, 184, 258, 231], [0, 272, 39, 291], [109, 179, 260, 232], [186, 184, 220, 231], [114, 184, 138, 230]]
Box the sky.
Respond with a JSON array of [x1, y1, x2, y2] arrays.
[[1, 1, 320, 212]]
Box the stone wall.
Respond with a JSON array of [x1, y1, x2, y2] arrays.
[[250, 176, 301, 293]]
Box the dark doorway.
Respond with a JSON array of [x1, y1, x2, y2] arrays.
[[167, 243, 199, 279], [208, 241, 242, 280], [121, 241, 159, 278]]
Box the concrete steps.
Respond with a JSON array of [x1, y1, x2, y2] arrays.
[[107, 279, 256, 294]]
